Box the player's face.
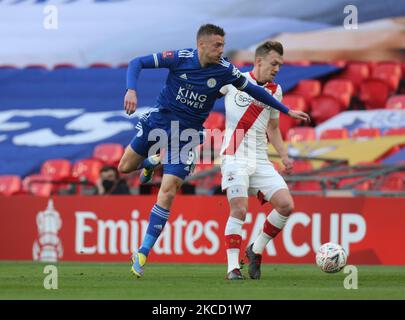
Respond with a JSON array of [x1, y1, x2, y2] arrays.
[[199, 34, 225, 64], [257, 50, 283, 82]]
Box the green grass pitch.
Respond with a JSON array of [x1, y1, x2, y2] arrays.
[[0, 261, 404, 300]]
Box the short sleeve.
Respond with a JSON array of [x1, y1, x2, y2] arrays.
[[154, 50, 180, 69], [220, 85, 230, 95], [270, 85, 282, 119]]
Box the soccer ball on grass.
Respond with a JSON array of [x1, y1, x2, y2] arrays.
[[316, 242, 347, 273]]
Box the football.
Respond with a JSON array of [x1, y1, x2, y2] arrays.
[[316, 242, 347, 273]]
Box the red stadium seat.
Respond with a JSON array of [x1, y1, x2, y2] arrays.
[[339, 62, 370, 90], [22, 174, 54, 196], [53, 63, 76, 69], [272, 161, 280, 172], [89, 63, 112, 68], [402, 62, 405, 79], [282, 94, 308, 112], [190, 163, 221, 189], [384, 128, 405, 136], [72, 159, 104, 184], [0, 65, 18, 69], [93, 143, 124, 165], [320, 128, 349, 140], [386, 95, 405, 110], [292, 181, 322, 191], [377, 61, 402, 71], [203, 112, 225, 131], [359, 79, 390, 109], [352, 128, 381, 139], [372, 64, 402, 92], [286, 127, 316, 142], [0, 175, 22, 196], [291, 160, 313, 173], [379, 173, 404, 192], [338, 178, 370, 191], [25, 64, 48, 69], [331, 60, 347, 68], [310, 95, 341, 125], [278, 114, 298, 139], [200, 130, 224, 159], [40, 159, 72, 180], [323, 79, 354, 109], [290, 79, 322, 105]]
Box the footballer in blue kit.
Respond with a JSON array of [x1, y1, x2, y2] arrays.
[[118, 24, 310, 278]]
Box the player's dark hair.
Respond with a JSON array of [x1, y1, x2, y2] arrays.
[[197, 24, 225, 39], [255, 41, 284, 58]]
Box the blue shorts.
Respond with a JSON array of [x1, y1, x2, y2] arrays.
[[130, 109, 204, 180]]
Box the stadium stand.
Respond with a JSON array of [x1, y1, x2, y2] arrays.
[[93, 143, 124, 166], [203, 112, 226, 131], [310, 95, 341, 124], [379, 173, 404, 192], [53, 63, 76, 69], [1, 58, 404, 197], [282, 94, 308, 112], [359, 79, 391, 109], [384, 128, 405, 136], [320, 128, 349, 140], [372, 63, 402, 92], [386, 95, 405, 109], [72, 158, 104, 185], [0, 175, 22, 196], [290, 79, 321, 105], [338, 62, 370, 90], [286, 127, 316, 142], [322, 79, 354, 110], [22, 174, 54, 197], [41, 159, 72, 180], [352, 128, 381, 139]]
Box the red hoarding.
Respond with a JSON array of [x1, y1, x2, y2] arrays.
[[0, 195, 404, 265]]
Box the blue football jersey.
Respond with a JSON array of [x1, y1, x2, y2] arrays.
[[127, 48, 249, 128]]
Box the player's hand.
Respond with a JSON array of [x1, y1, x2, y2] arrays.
[[288, 109, 310, 123], [124, 89, 137, 115], [281, 156, 294, 174]]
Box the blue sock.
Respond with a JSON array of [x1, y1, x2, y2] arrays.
[[138, 204, 169, 256]]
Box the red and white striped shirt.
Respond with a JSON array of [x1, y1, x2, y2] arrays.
[[220, 71, 282, 161]]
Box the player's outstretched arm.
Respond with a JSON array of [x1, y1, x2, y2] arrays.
[[125, 51, 178, 115], [242, 81, 310, 122]]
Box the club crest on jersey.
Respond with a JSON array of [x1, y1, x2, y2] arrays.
[[207, 78, 217, 88], [162, 51, 174, 59]]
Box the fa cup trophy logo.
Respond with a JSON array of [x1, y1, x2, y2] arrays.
[[32, 199, 63, 262]]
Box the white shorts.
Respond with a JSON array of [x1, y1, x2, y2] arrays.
[[221, 156, 288, 201]]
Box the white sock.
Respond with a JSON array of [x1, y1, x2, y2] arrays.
[[252, 209, 288, 255], [227, 249, 241, 273], [251, 233, 271, 256], [225, 216, 244, 273]]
